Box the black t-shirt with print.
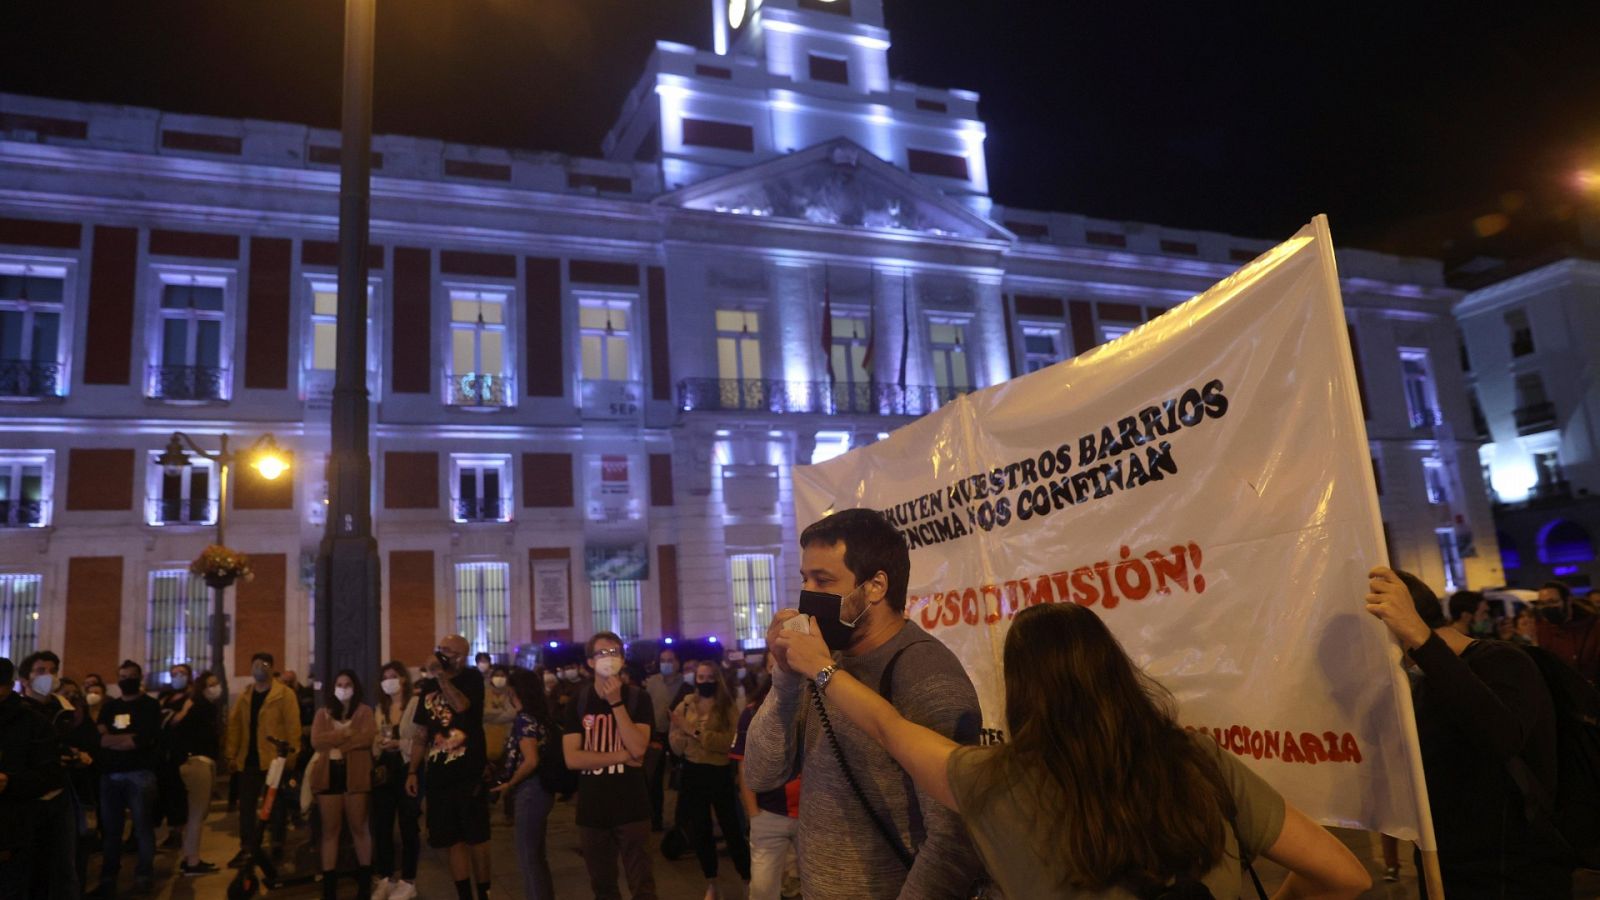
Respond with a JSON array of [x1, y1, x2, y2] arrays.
[[562, 684, 653, 828], [412, 666, 487, 789]]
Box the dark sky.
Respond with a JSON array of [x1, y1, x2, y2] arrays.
[[5, 1, 1600, 262]]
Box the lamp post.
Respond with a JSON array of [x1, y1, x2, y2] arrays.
[[158, 431, 292, 705], [316, 0, 382, 687]]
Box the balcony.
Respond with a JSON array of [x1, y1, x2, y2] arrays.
[[148, 364, 228, 402], [444, 371, 514, 409], [579, 379, 643, 421], [0, 359, 62, 398], [1408, 408, 1443, 431], [1514, 401, 1557, 436], [454, 497, 509, 523], [677, 378, 966, 416], [0, 498, 48, 528], [147, 497, 217, 526]]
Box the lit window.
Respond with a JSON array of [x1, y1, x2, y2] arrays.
[[0, 453, 50, 528], [1505, 308, 1534, 357], [0, 573, 42, 661], [1422, 458, 1449, 506], [455, 562, 512, 659], [1021, 326, 1063, 373], [147, 453, 217, 526], [147, 568, 212, 679], [1098, 323, 1134, 344], [150, 278, 229, 401], [1399, 349, 1440, 429], [928, 321, 969, 404], [451, 454, 512, 523], [1435, 528, 1465, 593], [579, 297, 634, 383], [590, 578, 643, 642], [0, 266, 67, 398], [447, 288, 513, 407], [730, 553, 777, 644], [811, 430, 851, 465]]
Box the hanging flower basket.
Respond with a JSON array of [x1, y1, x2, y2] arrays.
[[192, 544, 253, 589]]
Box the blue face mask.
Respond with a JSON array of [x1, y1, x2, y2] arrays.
[[659, 662, 676, 677], [171, 674, 189, 691]]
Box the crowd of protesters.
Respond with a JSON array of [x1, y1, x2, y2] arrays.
[[2, 507, 1596, 899]]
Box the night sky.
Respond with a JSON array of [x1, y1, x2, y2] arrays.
[[5, 1, 1600, 264]]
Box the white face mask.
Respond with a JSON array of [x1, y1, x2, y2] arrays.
[[682, 671, 696, 686], [86, 692, 105, 706], [204, 685, 223, 701], [334, 686, 354, 703], [561, 669, 581, 683], [491, 676, 507, 690], [381, 677, 403, 696], [477, 662, 491, 674], [30, 673, 57, 696], [593, 656, 623, 679], [543, 673, 558, 690]]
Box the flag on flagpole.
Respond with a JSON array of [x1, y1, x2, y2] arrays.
[[821, 267, 835, 384], [861, 274, 877, 373], [896, 269, 910, 391]]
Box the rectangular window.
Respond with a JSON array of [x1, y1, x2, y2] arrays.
[[1021, 326, 1064, 373], [829, 312, 872, 413], [906, 149, 969, 180], [147, 454, 216, 525], [1423, 458, 1449, 506], [1436, 528, 1465, 593], [451, 455, 512, 523], [447, 287, 513, 407], [1399, 349, 1440, 429], [579, 297, 634, 383], [730, 553, 778, 644], [0, 267, 67, 398], [0, 453, 50, 528], [682, 118, 755, 153], [147, 569, 211, 679], [590, 578, 643, 642], [808, 54, 849, 85], [151, 279, 228, 401], [0, 573, 41, 661], [1085, 230, 1128, 248], [1098, 323, 1134, 344], [455, 562, 511, 659], [1505, 308, 1534, 357], [715, 309, 764, 409], [308, 281, 374, 371], [928, 321, 969, 404]]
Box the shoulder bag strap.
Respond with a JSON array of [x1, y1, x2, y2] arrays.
[[810, 681, 916, 869]]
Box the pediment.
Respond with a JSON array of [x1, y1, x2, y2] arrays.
[[655, 139, 1009, 242]]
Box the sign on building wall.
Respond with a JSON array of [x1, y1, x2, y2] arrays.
[[531, 558, 571, 632], [793, 218, 1435, 847], [585, 543, 649, 581], [585, 453, 645, 524]]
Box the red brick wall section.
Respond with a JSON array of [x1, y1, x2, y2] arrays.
[[391, 247, 432, 394], [649, 453, 674, 507], [234, 553, 286, 677], [147, 229, 239, 260], [383, 452, 439, 509], [245, 237, 291, 390], [64, 556, 123, 680], [84, 226, 137, 385], [648, 266, 671, 400], [522, 453, 573, 508], [1067, 300, 1097, 356], [529, 547, 573, 643], [439, 250, 515, 279], [65, 448, 135, 510], [0, 216, 81, 249], [657, 545, 681, 640], [389, 550, 436, 665], [567, 259, 639, 287], [524, 257, 564, 397], [301, 240, 385, 269]]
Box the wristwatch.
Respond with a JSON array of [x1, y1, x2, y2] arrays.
[[814, 664, 840, 695]]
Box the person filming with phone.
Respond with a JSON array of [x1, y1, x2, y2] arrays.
[[407, 633, 492, 900], [743, 508, 985, 900]]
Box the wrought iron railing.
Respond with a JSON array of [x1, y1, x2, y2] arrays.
[[0, 499, 47, 527], [147, 497, 218, 526], [148, 365, 228, 402], [1514, 401, 1556, 435], [676, 378, 967, 416], [445, 371, 514, 408], [455, 497, 508, 523], [1408, 408, 1443, 430], [0, 359, 62, 397]]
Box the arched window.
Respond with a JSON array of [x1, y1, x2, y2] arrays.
[[1537, 519, 1596, 565]]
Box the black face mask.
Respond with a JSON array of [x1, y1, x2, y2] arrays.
[[1540, 604, 1569, 626], [798, 588, 866, 653], [695, 682, 717, 698], [118, 678, 142, 697]]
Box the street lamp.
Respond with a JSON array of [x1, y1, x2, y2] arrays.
[[160, 431, 292, 703]]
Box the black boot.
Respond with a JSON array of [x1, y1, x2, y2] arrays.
[[356, 865, 373, 900], [323, 870, 339, 900]]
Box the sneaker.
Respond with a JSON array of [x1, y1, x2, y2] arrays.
[[181, 860, 220, 876], [388, 880, 418, 900], [371, 878, 395, 900], [1382, 864, 1401, 883]]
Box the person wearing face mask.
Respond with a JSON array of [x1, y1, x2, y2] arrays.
[[1533, 579, 1600, 684], [310, 669, 378, 899], [155, 664, 193, 852], [476, 653, 494, 676], [224, 651, 302, 869], [730, 653, 802, 900], [488, 669, 559, 900], [641, 647, 680, 832], [15, 650, 81, 900], [0, 655, 69, 900], [89, 659, 162, 898], [158, 663, 221, 875], [407, 634, 492, 900], [744, 509, 985, 900], [370, 661, 421, 900], [670, 661, 751, 898], [562, 631, 656, 900], [484, 665, 516, 773]]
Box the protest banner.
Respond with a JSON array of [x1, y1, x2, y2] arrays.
[[793, 217, 1438, 858]]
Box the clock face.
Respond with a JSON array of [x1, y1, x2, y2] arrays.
[[728, 0, 747, 30]]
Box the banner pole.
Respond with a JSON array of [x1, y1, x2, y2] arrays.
[[1310, 215, 1441, 896]]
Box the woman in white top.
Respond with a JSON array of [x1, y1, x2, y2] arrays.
[[370, 660, 422, 900]]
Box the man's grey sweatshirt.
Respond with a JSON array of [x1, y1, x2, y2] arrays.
[[743, 621, 985, 900]]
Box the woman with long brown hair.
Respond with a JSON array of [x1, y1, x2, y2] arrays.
[[775, 602, 1371, 899], [309, 669, 378, 899], [370, 660, 420, 900], [670, 660, 752, 898]]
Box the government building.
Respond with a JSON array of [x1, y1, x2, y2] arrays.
[[0, 0, 1506, 684]]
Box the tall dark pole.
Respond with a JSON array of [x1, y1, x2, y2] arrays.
[[317, 0, 381, 686]]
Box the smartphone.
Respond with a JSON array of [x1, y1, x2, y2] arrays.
[[798, 589, 843, 624]]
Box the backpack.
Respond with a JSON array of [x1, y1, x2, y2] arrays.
[[1508, 643, 1600, 869], [536, 714, 579, 796]]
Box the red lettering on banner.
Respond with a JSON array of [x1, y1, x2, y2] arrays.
[[1184, 725, 1363, 766]]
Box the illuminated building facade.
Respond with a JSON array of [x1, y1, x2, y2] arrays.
[[0, 0, 1502, 681]]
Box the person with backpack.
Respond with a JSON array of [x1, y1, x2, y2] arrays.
[[1365, 565, 1573, 897], [669, 660, 751, 899], [489, 670, 558, 900]]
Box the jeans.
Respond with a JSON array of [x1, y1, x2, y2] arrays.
[[748, 811, 799, 900], [370, 759, 421, 881], [577, 820, 656, 900], [236, 766, 288, 853], [678, 762, 751, 880], [99, 769, 157, 885], [179, 756, 215, 861], [511, 780, 556, 900]]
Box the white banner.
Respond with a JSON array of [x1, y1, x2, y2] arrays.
[[532, 558, 571, 632], [793, 218, 1435, 845]]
